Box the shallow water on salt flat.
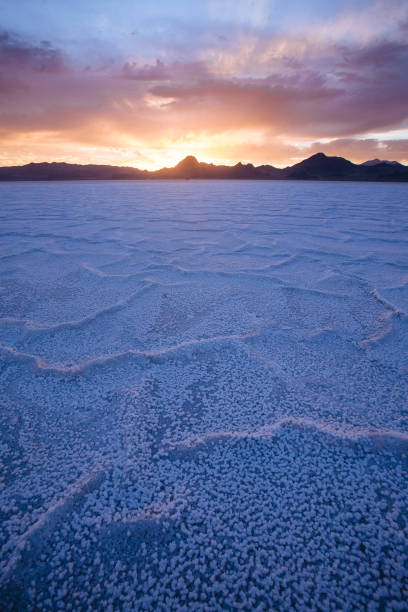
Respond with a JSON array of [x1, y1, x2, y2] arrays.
[[0, 180, 407, 610]]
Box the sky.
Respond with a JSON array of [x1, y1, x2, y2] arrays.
[[1, 0, 408, 169]]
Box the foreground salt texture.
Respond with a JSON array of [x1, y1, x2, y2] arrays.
[[0, 180, 407, 610]]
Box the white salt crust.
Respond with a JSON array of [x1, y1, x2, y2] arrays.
[[0, 180, 407, 610]]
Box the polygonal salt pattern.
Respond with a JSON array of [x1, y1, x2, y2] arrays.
[[0, 179, 407, 610]]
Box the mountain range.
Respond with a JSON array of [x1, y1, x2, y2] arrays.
[[0, 152, 407, 181]]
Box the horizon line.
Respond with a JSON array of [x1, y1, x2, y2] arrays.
[[1, 151, 406, 171]]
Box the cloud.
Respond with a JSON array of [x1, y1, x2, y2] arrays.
[[149, 72, 342, 138], [1, 10, 408, 168], [337, 40, 408, 69], [307, 0, 408, 44], [0, 31, 66, 73], [121, 59, 169, 81], [120, 59, 209, 82]]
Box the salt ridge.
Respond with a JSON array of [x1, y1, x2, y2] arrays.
[[1, 179, 407, 610]]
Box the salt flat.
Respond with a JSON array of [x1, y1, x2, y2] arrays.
[[0, 179, 407, 610]]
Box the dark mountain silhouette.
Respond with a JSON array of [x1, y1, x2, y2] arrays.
[[286, 152, 356, 180], [0, 162, 146, 181], [361, 158, 403, 167], [0, 153, 407, 181], [152, 156, 283, 179]]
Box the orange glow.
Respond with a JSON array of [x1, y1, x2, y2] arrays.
[[1, 3, 408, 171], [1, 130, 407, 170]]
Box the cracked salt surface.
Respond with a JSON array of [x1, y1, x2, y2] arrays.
[[0, 179, 407, 610]]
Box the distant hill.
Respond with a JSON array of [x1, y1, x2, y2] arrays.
[[286, 152, 356, 180], [0, 162, 146, 181], [361, 158, 403, 167], [0, 153, 407, 181]]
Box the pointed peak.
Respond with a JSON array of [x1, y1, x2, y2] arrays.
[[309, 152, 327, 160], [234, 161, 255, 169], [176, 155, 199, 169]]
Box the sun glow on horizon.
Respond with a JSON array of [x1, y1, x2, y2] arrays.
[[1, 131, 407, 171], [0, 1, 407, 171], [1, 129, 293, 170]]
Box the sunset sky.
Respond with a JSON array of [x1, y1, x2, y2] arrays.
[[1, 0, 408, 169]]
